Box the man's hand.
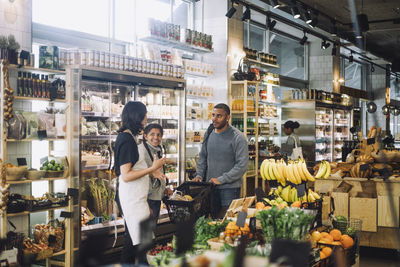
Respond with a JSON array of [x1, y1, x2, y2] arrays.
[[152, 168, 167, 181], [191, 176, 202, 182], [209, 178, 221, 185]]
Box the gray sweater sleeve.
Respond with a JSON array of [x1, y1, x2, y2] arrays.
[[195, 136, 208, 181], [217, 132, 248, 184]]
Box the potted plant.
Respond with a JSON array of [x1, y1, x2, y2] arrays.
[[0, 35, 8, 60], [7, 34, 20, 64]]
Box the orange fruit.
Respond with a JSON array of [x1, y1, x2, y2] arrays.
[[255, 202, 265, 210], [322, 247, 332, 257], [319, 238, 332, 245], [330, 229, 342, 241], [291, 201, 301, 208], [320, 232, 330, 238], [321, 234, 334, 243], [332, 241, 343, 246], [341, 234, 354, 249], [312, 231, 322, 242], [319, 251, 327, 259]]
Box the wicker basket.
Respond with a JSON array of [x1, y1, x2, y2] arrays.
[[26, 170, 46, 180], [6, 166, 27, 181], [45, 170, 64, 178]]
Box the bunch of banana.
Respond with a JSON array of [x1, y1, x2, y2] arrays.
[[307, 189, 321, 202], [260, 159, 316, 185], [315, 160, 331, 179], [267, 185, 299, 203]]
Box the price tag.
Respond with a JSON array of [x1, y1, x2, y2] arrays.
[[60, 211, 72, 218], [236, 211, 247, 228], [17, 158, 27, 166], [360, 164, 370, 171], [367, 138, 375, 145], [296, 183, 306, 198]]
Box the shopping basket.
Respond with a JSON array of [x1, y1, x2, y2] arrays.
[[163, 182, 213, 223]]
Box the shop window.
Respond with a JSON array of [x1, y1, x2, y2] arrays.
[[243, 23, 265, 51], [32, 0, 110, 37], [269, 33, 306, 80], [344, 59, 362, 89], [173, 0, 190, 29]]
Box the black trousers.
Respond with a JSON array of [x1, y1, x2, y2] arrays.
[[120, 223, 147, 265]]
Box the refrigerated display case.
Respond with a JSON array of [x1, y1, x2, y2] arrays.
[[282, 99, 352, 164], [68, 66, 185, 245]]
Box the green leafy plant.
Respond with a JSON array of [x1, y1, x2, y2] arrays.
[[7, 34, 20, 50], [0, 36, 8, 49]]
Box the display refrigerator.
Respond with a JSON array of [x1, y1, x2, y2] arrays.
[[282, 100, 352, 164], [67, 66, 185, 245]]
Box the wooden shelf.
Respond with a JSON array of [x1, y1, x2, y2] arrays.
[[7, 205, 69, 217], [14, 96, 66, 102], [81, 135, 118, 141], [6, 138, 65, 142], [244, 58, 280, 69], [7, 176, 67, 184], [8, 64, 66, 74]]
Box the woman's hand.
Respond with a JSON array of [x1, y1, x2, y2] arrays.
[[152, 168, 167, 181], [152, 155, 166, 171]]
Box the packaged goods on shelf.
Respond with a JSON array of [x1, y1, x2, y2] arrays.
[[183, 59, 214, 76], [59, 49, 184, 78], [39, 46, 59, 70], [261, 72, 280, 86], [186, 84, 214, 98], [231, 99, 255, 112]]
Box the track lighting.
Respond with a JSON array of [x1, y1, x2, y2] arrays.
[[371, 64, 375, 72], [349, 53, 353, 63], [331, 20, 338, 36], [225, 6, 237, 18], [299, 30, 307, 45], [304, 10, 312, 24], [367, 102, 377, 113], [382, 105, 390, 115], [308, 11, 318, 28], [321, 39, 330, 50], [269, 0, 280, 9], [241, 6, 251, 21], [267, 15, 277, 31], [291, 1, 300, 19]]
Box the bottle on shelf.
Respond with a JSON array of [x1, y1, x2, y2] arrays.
[[45, 75, 51, 98], [23, 72, 28, 97], [40, 75, 46, 98], [32, 74, 37, 97], [17, 71, 23, 96], [35, 74, 42, 97]]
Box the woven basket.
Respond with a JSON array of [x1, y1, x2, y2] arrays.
[[26, 170, 46, 180], [6, 166, 27, 181]]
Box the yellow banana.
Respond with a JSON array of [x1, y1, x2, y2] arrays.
[[285, 163, 296, 184], [264, 161, 271, 180], [260, 160, 267, 180], [296, 161, 308, 182], [323, 161, 331, 179], [268, 161, 277, 180], [301, 161, 315, 182], [312, 190, 321, 200], [292, 163, 302, 184], [315, 161, 327, 179]]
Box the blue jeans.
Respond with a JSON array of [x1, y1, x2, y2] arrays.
[[211, 188, 241, 219], [147, 199, 161, 225]]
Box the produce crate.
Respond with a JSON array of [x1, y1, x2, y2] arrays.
[[163, 182, 213, 223], [301, 199, 323, 228], [316, 237, 359, 267]]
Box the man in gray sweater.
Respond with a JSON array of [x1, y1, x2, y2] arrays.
[[192, 103, 248, 218]]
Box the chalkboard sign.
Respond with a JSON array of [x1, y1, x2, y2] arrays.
[[296, 183, 306, 198], [236, 211, 247, 228]]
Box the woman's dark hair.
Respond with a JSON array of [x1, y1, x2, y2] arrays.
[[144, 123, 163, 136], [118, 101, 147, 135], [284, 120, 300, 130], [214, 103, 230, 115]]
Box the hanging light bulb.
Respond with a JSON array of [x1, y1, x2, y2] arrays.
[[367, 102, 377, 113], [394, 107, 400, 116], [382, 105, 390, 115]]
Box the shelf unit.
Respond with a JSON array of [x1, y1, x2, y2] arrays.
[[0, 61, 76, 266], [68, 66, 185, 237], [140, 36, 214, 54]]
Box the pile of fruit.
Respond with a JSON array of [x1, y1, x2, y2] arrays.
[[311, 228, 355, 260], [260, 159, 316, 185], [40, 160, 65, 171], [149, 245, 173, 256], [313, 160, 332, 179]]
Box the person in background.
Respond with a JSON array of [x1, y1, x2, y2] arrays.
[[114, 101, 166, 265], [192, 103, 248, 218], [282, 120, 301, 158], [140, 124, 170, 225]]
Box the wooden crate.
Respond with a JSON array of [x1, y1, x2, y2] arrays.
[[350, 197, 377, 232], [321, 196, 331, 223], [378, 196, 399, 227], [331, 192, 349, 218]]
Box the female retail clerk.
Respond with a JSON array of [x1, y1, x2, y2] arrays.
[[282, 120, 301, 159], [114, 101, 166, 264]]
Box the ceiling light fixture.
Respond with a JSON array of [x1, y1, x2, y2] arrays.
[[331, 20, 338, 36], [225, 2, 237, 18], [308, 11, 319, 28], [299, 30, 307, 45], [241, 6, 251, 21], [321, 39, 331, 50], [304, 9, 312, 24], [349, 52, 354, 63], [291, 1, 301, 19], [267, 15, 277, 31], [371, 64, 375, 72], [269, 0, 280, 9]]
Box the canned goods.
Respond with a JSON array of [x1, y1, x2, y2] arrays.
[[137, 59, 142, 72], [100, 52, 105, 68], [94, 51, 100, 67], [88, 50, 95, 66], [110, 54, 115, 69], [124, 56, 129, 70], [162, 63, 167, 76], [119, 56, 124, 70], [128, 57, 134, 71], [80, 50, 87, 65], [105, 52, 110, 68], [134, 58, 139, 72]]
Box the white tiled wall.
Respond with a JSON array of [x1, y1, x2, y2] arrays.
[[309, 55, 333, 92], [0, 0, 32, 51]]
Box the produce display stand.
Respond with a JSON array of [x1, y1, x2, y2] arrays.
[[0, 61, 78, 266], [314, 176, 400, 250]]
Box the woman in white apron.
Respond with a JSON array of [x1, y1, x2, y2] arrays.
[[282, 120, 302, 159], [114, 101, 166, 264]]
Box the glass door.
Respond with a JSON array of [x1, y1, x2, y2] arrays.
[[315, 107, 333, 162], [333, 109, 351, 162]]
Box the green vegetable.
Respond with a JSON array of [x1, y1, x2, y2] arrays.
[[346, 226, 356, 237], [50, 160, 55, 165], [193, 216, 230, 247], [335, 215, 347, 222]]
